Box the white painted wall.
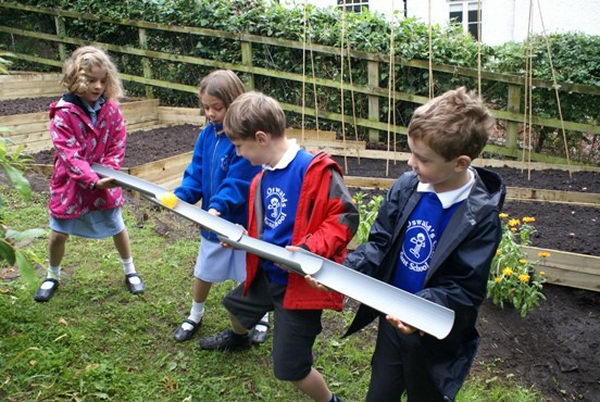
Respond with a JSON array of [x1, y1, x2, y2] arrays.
[[276, 0, 600, 45]]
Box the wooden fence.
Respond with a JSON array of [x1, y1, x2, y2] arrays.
[[1, 2, 599, 166]]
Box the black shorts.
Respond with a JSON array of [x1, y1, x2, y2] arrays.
[[223, 269, 323, 381]]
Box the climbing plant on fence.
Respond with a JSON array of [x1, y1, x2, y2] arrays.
[[1, 0, 598, 161]]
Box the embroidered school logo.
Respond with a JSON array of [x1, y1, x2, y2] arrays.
[[264, 187, 287, 228], [220, 155, 230, 171], [399, 219, 437, 272]]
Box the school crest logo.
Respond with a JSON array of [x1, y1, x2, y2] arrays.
[[220, 155, 230, 171], [264, 187, 287, 228], [399, 219, 437, 272]]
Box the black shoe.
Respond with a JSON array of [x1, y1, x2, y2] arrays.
[[173, 318, 202, 342], [125, 273, 145, 294], [250, 320, 270, 344], [200, 329, 251, 351], [34, 278, 59, 302], [330, 394, 343, 402]]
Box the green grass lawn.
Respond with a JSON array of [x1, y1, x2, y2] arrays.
[[0, 188, 544, 401]]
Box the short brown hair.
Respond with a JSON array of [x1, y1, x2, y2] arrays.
[[61, 46, 123, 100], [199, 69, 245, 108], [408, 87, 494, 160], [224, 91, 286, 141]]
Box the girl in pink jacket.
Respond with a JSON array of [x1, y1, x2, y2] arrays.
[[35, 46, 144, 302]]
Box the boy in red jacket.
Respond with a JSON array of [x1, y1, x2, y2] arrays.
[[200, 92, 358, 402]]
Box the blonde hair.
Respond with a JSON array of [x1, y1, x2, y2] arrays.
[[61, 46, 123, 100], [408, 87, 494, 160], [199, 69, 245, 108], [224, 91, 286, 141]]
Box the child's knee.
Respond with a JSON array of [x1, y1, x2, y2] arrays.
[[50, 231, 68, 243]]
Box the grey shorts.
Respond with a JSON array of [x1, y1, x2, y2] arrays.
[[223, 269, 323, 381]]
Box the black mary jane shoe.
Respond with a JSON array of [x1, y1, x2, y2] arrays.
[[34, 278, 59, 302], [173, 318, 202, 342], [125, 273, 145, 295]]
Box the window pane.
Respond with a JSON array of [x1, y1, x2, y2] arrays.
[[468, 23, 480, 40], [449, 3, 463, 12], [468, 10, 480, 23], [450, 11, 463, 23]]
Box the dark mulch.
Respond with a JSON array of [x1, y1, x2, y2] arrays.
[[350, 187, 599, 256], [0, 96, 135, 116], [29, 124, 199, 167], [334, 156, 600, 194], [476, 284, 600, 401]]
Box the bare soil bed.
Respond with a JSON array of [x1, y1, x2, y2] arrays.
[[0, 96, 137, 116], [334, 155, 600, 194], [30, 124, 199, 167]]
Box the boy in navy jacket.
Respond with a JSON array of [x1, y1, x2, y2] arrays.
[[343, 87, 505, 401]]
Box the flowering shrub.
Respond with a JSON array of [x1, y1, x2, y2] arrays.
[[351, 192, 384, 246], [487, 214, 548, 317]]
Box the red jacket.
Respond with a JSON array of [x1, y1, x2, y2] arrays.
[[244, 152, 359, 310]]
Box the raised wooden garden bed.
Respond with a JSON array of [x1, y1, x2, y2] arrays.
[[0, 72, 63, 100], [0, 99, 160, 152]]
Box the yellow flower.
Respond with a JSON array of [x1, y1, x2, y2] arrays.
[[540, 271, 546, 276], [522, 216, 536, 223], [351, 198, 357, 204], [496, 249, 503, 256], [538, 251, 551, 258], [510, 228, 517, 232], [508, 218, 521, 227], [502, 267, 514, 276], [494, 277, 502, 283], [499, 213, 509, 219], [518, 274, 530, 283], [519, 259, 527, 264]]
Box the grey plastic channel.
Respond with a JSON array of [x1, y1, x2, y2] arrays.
[[92, 163, 455, 339], [92, 163, 245, 242], [218, 235, 323, 276], [306, 252, 455, 340]]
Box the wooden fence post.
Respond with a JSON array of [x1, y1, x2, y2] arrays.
[[54, 16, 66, 61], [241, 40, 254, 90], [367, 60, 380, 143], [506, 84, 521, 150], [138, 28, 154, 98]]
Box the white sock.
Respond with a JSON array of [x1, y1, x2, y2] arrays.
[[182, 301, 205, 331], [255, 312, 269, 332], [47, 265, 61, 280], [121, 257, 136, 275]]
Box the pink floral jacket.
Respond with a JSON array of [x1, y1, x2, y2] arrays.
[[48, 98, 126, 219]]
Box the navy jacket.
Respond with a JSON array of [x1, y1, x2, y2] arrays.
[[344, 167, 505, 400], [174, 122, 260, 242]]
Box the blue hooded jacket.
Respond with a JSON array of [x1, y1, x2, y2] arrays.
[[174, 122, 260, 242]]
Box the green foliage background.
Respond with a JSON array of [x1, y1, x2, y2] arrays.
[[1, 0, 599, 158]]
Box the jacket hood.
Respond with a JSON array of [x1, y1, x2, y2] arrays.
[[469, 166, 506, 215], [48, 93, 106, 120], [306, 151, 343, 176]]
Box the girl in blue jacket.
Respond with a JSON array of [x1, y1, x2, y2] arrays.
[[172, 70, 266, 343]]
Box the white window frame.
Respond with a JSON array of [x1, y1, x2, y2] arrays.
[[337, 0, 369, 13], [448, 0, 482, 40]]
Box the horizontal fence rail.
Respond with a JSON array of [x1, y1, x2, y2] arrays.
[[1, 1, 599, 166]]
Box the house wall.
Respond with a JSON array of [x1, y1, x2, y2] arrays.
[[278, 0, 600, 45]]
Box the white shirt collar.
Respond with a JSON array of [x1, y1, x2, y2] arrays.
[[416, 168, 475, 209], [263, 139, 301, 171]]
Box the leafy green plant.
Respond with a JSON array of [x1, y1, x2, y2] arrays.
[[0, 136, 45, 284], [352, 191, 384, 245], [486, 214, 547, 317]]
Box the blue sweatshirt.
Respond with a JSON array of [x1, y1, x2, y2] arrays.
[[174, 122, 260, 242]]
